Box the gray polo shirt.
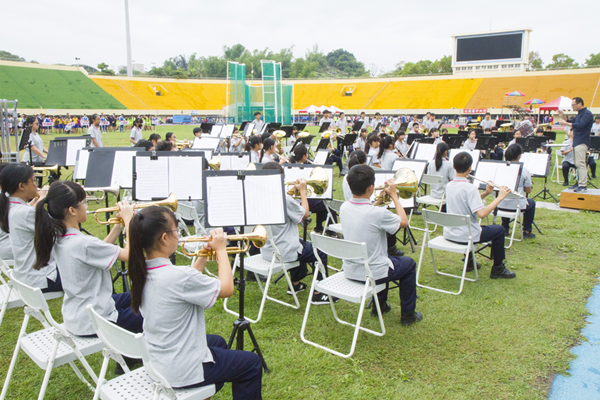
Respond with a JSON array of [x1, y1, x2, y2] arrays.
[[22, 132, 45, 163], [253, 120, 265, 134], [261, 194, 304, 262], [498, 167, 531, 210], [368, 147, 380, 167], [230, 137, 245, 153], [141, 258, 220, 388], [443, 178, 484, 242], [562, 138, 574, 164], [88, 125, 104, 147], [380, 150, 399, 170], [130, 127, 143, 146], [395, 139, 408, 156], [481, 119, 495, 130], [8, 197, 57, 289], [340, 198, 401, 281], [427, 159, 455, 199], [342, 175, 353, 202], [0, 230, 13, 260], [55, 228, 119, 336], [462, 139, 477, 151]]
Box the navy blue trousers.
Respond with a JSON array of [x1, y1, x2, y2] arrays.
[[113, 292, 144, 333], [369, 256, 417, 314], [451, 224, 505, 267], [177, 335, 262, 400], [41, 269, 63, 293], [308, 199, 337, 232], [499, 198, 536, 233], [290, 240, 328, 283]]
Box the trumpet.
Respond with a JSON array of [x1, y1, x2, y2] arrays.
[[175, 140, 191, 149], [83, 184, 120, 202], [468, 175, 525, 198], [285, 166, 329, 198], [373, 168, 418, 206], [208, 155, 221, 170], [33, 165, 59, 177], [178, 225, 267, 260], [89, 193, 178, 225], [298, 131, 311, 138], [335, 127, 346, 140], [322, 130, 333, 140]]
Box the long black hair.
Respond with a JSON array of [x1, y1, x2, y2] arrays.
[[34, 181, 85, 270], [504, 143, 523, 162], [260, 138, 275, 162], [347, 150, 367, 169], [377, 136, 395, 160], [128, 206, 178, 314], [434, 142, 450, 171], [0, 164, 34, 234], [245, 135, 262, 152], [289, 144, 307, 164], [364, 133, 380, 155]]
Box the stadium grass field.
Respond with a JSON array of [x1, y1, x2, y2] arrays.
[[0, 125, 598, 399]]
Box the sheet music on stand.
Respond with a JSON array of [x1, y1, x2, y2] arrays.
[[219, 153, 251, 170], [220, 124, 235, 138], [204, 170, 287, 227], [209, 125, 223, 137], [73, 148, 91, 180], [313, 149, 330, 165], [133, 151, 204, 201], [518, 152, 550, 177], [412, 143, 436, 162], [449, 149, 481, 171], [182, 148, 212, 160], [192, 137, 221, 151], [472, 160, 522, 192], [242, 122, 255, 137], [281, 164, 334, 199], [84, 147, 139, 188]]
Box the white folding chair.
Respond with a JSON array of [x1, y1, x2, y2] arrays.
[[300, 233, 386, 358], [86, 305, 215, 400], [0, 258, 62, 329], [176, 202, 207, 237], [323, 199, 344, 236], [409, 174, 446, 233], [1, 271, 102, 400], [223, 225, 301, 324], [496, 196, 523, 249], [416, 210, 479, 295]]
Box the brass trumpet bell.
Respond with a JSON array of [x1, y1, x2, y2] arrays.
[[374, 168, 418, 205], [322, 130, 332, 140], [84, 184, 120, 202], [273, 130, 286, 139], [33, 165, 59, 177], [208, 155, 221, 170], [298, 131, 310, 138], [179, 225, 267, 259], [91, 193, 178, 225], [286, 166, 329, 198]]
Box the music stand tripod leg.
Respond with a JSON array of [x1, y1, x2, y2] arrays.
[[227, 226, 270, 373]]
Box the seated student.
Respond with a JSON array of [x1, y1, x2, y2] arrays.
[[379, 136, 400, 170], [354, 128, 368, 151], [193, 127, 202, 139], [289, 126, 299, 145], [0, 164, 61, 293], [410, 122, 420, 134], [325, 132, 343, 174], [260, 162, 333, 305], [34, 181, 143, 340], [561, 129, 575, 186], [498, 144, 536, 239], [365, 133, 381, 168], [156, 140, 175, 152], [343, 151, 367, 202], [427, 142, 455, 209], [535, 127, 552, 155], [0, 164, 13, 262], [289, 145, 338, 236], [127, 207, 262, 399], [461, 129, 477, 151], [230, 128, 245, 153], [149, 133, 161, 149], [260, 138, 285, 163], [508, 130, 521, 147], [246, 135, 262, 163], [340, 165, 421, 326], [135, 139, 154, 151], [430, 128, 443, 145], [444, 152, 516, 279], [394, 130, 408, 157]]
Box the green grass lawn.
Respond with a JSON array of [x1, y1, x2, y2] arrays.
[[1, 125, 599, 399]]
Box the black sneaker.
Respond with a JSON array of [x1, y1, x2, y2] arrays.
[[313, 227, 324, 235], [562, 181, 569, 186], [287, 282, 307, 295], [400, 311, 423, 327], [574, 186, 588, 193], [412, 209, 422, 216], [324, 230, 341, 238], [387, 247, 405, 257], [569, 184, 579, 190], [466, 260, 481, 272], [503, 227, 510, 237], [490, 263, 516, 279], [371, 301, 391, 317], [311, 292, 338, 305], [114, 357, 143, 375], [523, 231, 536, 239], [592, 176, 597, 179]]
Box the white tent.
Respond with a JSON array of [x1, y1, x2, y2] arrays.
[[328, 105, 345, 113], [298, 105, 321, 114]]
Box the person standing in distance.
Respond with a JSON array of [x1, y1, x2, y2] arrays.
[[88, 114, 104, 148], [253, 112, 265, 135], [558, 97, 593, 192]]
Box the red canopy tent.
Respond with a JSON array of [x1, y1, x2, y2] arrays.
[[538, 96, 572, 123]]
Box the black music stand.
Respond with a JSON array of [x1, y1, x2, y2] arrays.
[[516, 137, 542, 153], [203, 169, 288, 373], [351, 121, 363, 132], [445, 136, 464, 149], [318, 122, 330, 133], [341, 133, 358, 159], [239, 121, 250, 131], [476, 136, 499, 158], [294, 123, 307, 131], [419, 137, 435, 144], [407, 133, 424, 145], [201, 123, 214, 133], [291, 135, 315, 156]]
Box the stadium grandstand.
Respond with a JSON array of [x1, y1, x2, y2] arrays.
[[2, 60, 599, 115]]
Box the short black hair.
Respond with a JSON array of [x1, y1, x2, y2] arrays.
[[504, 143, 523, 162], [346, 164, 375, 196], [453, 152, 473, 173], [375, 112, 381, 116], [149, 133, 161, 142], [485, 112, 491, 116], [156, 140, 173, 151], [573, 97, 584, 106], [193, 127, 202, 135], [262, 162, 283, 174], [254, 111, 262, 116]]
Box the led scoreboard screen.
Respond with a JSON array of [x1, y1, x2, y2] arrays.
[[456, 32, 523, 62]]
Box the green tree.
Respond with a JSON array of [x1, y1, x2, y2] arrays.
[[546, 53, 579, 69], [119, 67, 127, 75], [528, 51, 543, 70], [223, 44, 247, 61], [585, 52, 600, 67], [97, 62, 115, 75], [325, 48, 366, 77], [0, 50, 25, 62]]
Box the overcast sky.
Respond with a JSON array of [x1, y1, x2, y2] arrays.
[[3, 0, 599, 74]]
